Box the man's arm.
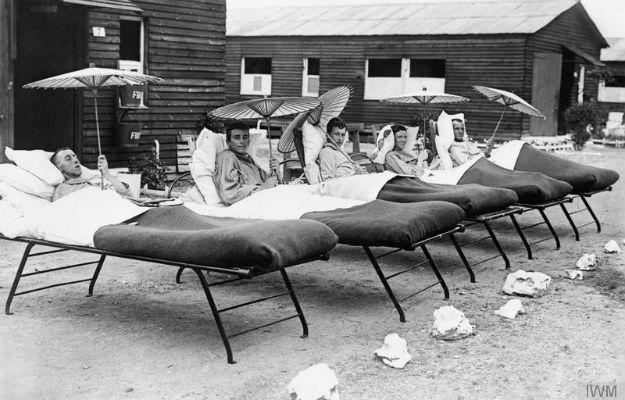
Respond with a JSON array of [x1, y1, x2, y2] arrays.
[[98, 155, 131, 196], [448, 143, 468, 167], [385, 152, 419, 176]]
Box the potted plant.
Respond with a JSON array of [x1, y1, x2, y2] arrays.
[[563, 103, 598, 150], [129, 144, 168, 192]]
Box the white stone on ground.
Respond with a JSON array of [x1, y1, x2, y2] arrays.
[[494, 299, 526, 319], [374, 333, 411, 369], [287, 363, 339, 400], [575, 253, 597, 271], [502, 270, 551, 297], [431, 305, 474, 340], [565, 270, 584, 280], [604, 240, 621, 254]]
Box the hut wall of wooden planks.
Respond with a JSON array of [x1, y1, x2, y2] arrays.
[[226, 2, 607, 140], [227, 35, 531, 141], [83, 0, 226, 169]]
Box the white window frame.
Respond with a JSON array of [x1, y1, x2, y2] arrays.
[[598, 77, 625, 103], [240, 57, 272, 96], [364, 58, 446, 100], [118, 17, 146, 106], [118, 16, 144, 73], [302, 58, 320, 97]]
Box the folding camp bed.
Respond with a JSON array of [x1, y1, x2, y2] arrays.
[[501, 142, 619, 241], [426, 120, 579, 259], [167, 176, 475, 324], [284, 136, 527, 271], [1, 206, 339, 364]]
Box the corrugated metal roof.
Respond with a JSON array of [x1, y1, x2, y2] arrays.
[[228, 0, 578, 37], [601, 37, 625, 62], [62, 0, 142, 13]]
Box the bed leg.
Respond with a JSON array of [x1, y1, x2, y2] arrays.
[[580, 195, 601, 233], [192, 268, 235, 364], [87, 255, 106, 297], [175, 267, 186, 284], [538, 209, 560, 250], [449, 234, 476, 281], [482, 221, 510, 269], [362, 246, 406, 323], [509, 214, 532, 259], [559, 203, 580, 241], [279, 269, 308, 338], [420, 245, 450, 300], [5, 243, 35, 315]]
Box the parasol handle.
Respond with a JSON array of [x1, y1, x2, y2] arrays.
[[265, 118, 283, 184], [490, 106, 506, 141], [93, 89, 104, 190]]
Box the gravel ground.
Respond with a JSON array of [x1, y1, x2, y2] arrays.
[[1, 144, 624, 400]]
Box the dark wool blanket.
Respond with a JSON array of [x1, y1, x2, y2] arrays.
[[377, 177, 518, 217], [457, 158, 573, 204], [93, 206, 338, 275], [514, 143, 619, 193], [302, 200, 465, 250]]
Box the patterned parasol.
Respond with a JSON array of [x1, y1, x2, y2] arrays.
[[209, 96, 321, 161], [23, 67, 163, 188], [381, 90, 470, 105], [278, 86, 352, 153], [473, 85, 545, 139]]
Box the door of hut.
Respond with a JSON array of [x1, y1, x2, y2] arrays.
[[530, 52, 562, 136], [13, 2, 80, 152]]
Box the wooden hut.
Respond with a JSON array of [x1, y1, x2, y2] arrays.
[[226, 0, 607, 140], [0, 0, 226, 169], [597, 37, 625, 123]]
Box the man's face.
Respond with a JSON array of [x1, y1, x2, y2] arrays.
[[393, 129, 408, 151], [329, 127, 347, 145], [228, 129, 250, 155], [452, 120, 466, 141], [53, 149, 82, 178]]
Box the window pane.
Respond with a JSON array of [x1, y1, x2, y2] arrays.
[[120, 20, 141, 61], [308, 58, 320, 75], [244, 57, 272, 74], [308, 76, 320, 94], [368, 59, 402, 77], [607, 75, 625, 88], [410, 59, 446, 78]]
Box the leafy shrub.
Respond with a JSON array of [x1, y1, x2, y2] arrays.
[[563, 104, 597, 149], [129, 147, 168, 190], [195, 111, 225, 134]]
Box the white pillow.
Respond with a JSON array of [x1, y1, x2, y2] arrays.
[[370, 125, 395, 164], [4, 147, 64, 186], [302, 121, 326, 165], [0, 163, 55, 200], [0, 181, 52, 216], [436, 111, 466, 170], [192, 128, 228, 177]]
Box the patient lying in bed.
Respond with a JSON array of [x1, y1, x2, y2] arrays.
[[51, 148, 130, 201], [213, 122, 281, 205]]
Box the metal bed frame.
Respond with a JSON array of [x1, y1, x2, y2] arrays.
[[175, 224, 472, 324], [559, 187, 612, 241], [1, 235, 327, 364], [349, 155, 561, 265], [167, 172, 478, 323]]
